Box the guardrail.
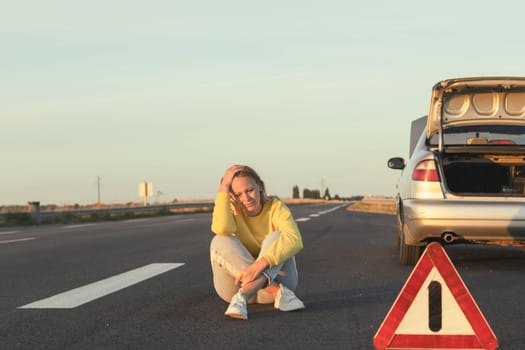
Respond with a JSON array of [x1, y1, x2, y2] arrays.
[[1, 198, 352, 226], [0, 202, 214, 226], [41, 202, 214, 217]]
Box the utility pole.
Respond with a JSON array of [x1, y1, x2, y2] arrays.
[[97, 176, 101, 207], [143, 181, 148, 206]]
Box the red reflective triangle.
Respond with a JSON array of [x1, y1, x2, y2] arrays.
[[373, 242, 498, 350]]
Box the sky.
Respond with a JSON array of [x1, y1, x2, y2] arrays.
[[2, 0, 525, 206]]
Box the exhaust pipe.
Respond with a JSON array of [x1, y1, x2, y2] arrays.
[[442, 232, 456, 243]]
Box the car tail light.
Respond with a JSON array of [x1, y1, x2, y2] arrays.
[[489, 139, 514, 145], [412, 160, 439, 181]]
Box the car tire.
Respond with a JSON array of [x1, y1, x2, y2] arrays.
[[399, 223, 423, 265]]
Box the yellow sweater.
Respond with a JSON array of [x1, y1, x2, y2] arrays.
[[211, 191, 303, 267]]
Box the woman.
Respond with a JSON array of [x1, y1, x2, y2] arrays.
[[210, 164, 305, 320]]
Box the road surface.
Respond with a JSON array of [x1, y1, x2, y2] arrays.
[[1, 204, 523, 349]]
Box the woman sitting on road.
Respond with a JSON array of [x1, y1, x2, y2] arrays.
[[210, 164, 305, 320]]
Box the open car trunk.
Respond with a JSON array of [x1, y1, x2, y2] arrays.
[[440, 153, 525, 196]]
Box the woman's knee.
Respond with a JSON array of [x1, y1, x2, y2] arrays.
[[210, 234, 236, 251]]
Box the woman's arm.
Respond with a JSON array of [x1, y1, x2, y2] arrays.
[[263, 200, 303, 266], [210, 192, 237, 235], [210, 165, 244, 235]]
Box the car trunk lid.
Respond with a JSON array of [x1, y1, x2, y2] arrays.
[[427, 77, 525, 151]]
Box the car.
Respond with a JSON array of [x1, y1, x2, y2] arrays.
[[388, 76, 525, 265]]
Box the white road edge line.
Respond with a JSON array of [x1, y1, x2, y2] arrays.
[[0, 231, 21, 235], [0, 237, 36, 244], [296, 218, 311, 222], [64, 224, 97, 229], [18, 263, 185, 309]]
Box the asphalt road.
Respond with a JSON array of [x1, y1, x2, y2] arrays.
[[1, 204, 524, 349]]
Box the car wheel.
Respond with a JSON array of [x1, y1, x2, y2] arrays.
[[399, 223, 423, 265]]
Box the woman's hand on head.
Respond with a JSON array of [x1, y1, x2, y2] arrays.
[[219, 164, 244, 193]]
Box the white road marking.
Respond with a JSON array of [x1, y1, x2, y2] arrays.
[[64, 224, 97, 229], [0, 231, 21, 235], [0, 237, 36, 244], [296, 205, 345, 223], [296, 218, 311, 222], [18, 263, 185, 309]]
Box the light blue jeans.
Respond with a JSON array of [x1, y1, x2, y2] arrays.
[[210, 231, 298, 303]]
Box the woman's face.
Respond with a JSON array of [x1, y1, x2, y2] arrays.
[[231, 175, 262, 216]]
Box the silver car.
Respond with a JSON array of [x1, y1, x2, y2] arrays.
[[388, 77, 525, 265]]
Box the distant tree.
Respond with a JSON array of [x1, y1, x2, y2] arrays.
[[293, 185, 300, 199], [303, 188, 311, 199], [303, 188, 321, 199], [323, 188, 331, 200]]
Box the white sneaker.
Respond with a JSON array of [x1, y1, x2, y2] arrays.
[[274, 284, 305, 311], [224, 291, 248, 320]]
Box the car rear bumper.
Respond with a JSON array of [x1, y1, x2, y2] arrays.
[[402, 199, 525, 245]]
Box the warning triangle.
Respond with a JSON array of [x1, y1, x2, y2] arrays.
[[373, 242, 498, 350]]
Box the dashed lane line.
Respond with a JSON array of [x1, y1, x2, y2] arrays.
[[18, 263, 185, 309], [0, 231, 21, 235], [64, 224, 97, 229], [0, 237, 36, 244], [296, 204, 346, 223]]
